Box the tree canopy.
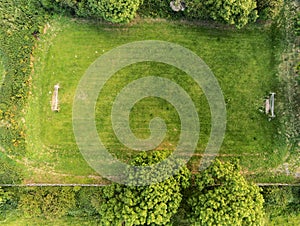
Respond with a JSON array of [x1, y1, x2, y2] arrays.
[[93, 151, 191, 225], [187, 159, 265, 225]]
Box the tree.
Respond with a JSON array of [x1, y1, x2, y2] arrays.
[[187, 159, 264, 225], [186, 0, 258, 28], [88, 0, 141, 23], [93, 151, 191, 225]]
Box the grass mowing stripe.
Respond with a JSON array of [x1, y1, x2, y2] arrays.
[[25, 17, 287, 183]]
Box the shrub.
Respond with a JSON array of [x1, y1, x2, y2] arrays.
[[68, 186, 100, 217], [39, 0, 76, 14], [202, 0, 258, 28], [0, 154, 22, 184], [256, 0, 284, 20], [138, 0, 185, 19], [18, 187, 77, 219], [262, 186, 300, 220], [139, 0, 258, 28], [88, 0, 142, 23], [262, 186, 293, 217]]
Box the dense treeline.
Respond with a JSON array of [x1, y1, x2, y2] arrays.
[[0, 154, 267, 225], [38, 0, 284, 28], [0, 157, 299, 224]]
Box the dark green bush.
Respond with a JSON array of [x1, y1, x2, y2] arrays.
[[39, 0, 76, 14], [256, 0, 284, 20], [138, 0, 186, 19], [68, 187, 100, 217], [0, 187, 12, 220], [295, 11, 300, 35], [0, 187, 19, 221], [262, 186, 294, 217]]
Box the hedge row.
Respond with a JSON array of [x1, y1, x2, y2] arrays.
[[139, 0, 283, 20], [40, 0, 142, 23], [0, 184, 299, 222], [38, 0, 284, 27], [0, 0, 46, 155]]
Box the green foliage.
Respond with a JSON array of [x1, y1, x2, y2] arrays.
[[18, 187, 77, 219], [0, 187, 15, 221], [202, 0, 258, 28], [262, 186, 300, 218], [0, 154, 22, 184], [68, 187, 99, 217], [295, 11, 300, 36], [39, 0, 76, 14], [138, 0, 184, 19], [40, 0, 142, 22], [262, 186, 293, 217], [256, 0, 284, 20], [88, 0, 141, 23], [93, 151, 191, 225], [0, 0, 46, 154], [0, 187, 12, 209], [139, 0, 258, 27], [187, 159, 265, 225]]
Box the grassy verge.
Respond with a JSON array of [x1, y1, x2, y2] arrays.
[[24, 17, 288, 183], [2, 213, 99, 226], [0, 59, 4, 85]]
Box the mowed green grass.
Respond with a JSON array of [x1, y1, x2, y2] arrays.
[[25, 18, 286, 183], [0, 59, 5, 93]]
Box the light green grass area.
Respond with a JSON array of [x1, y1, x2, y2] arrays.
[[2, 213, 99, 226], [265, 214, 300, 226], [25, 17, 287, 183], [0, 59, 3, 84]]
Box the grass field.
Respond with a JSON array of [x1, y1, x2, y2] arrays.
[[0, 60, 3, 86], [24, 17, 288, 183]]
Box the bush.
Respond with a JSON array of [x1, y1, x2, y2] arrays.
[[88, 0, 142, 23], [18, 187, 77, 219], [40, 0, 142, 23], [39, 0, 76, 14], [262, 186, 300, 221], [68, 186, 100, 217], [139, 0, 258, 28], [262, 186, 294, 217], [0, 154, 22, 184], [0, 187, 17, 221], [202, 0, 258, 28], [138, 0, 185, 19], [256, 0, 284, 20]]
